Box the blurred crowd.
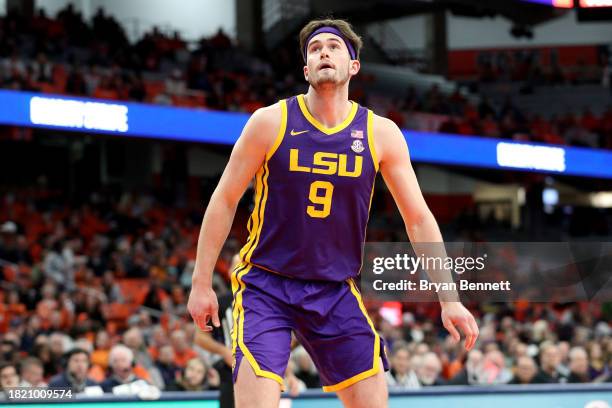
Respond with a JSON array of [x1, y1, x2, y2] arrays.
[[0, 4, 293, 113], [0, 189, 237, 398], [1, 5, 611, 150], [386, 87, 612, 150], [472, 48, 605, 86], [380, 302, 611, 389], [0, 188, 610, 398], [0, 3, 611, 400]]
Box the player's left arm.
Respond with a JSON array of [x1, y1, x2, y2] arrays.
[[373, 114, 479, 350]]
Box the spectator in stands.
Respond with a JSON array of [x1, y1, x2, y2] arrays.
[[64, 67, 87, 96], [0, 221, 19, 262], [48, 348, 97, 393], [48, 332, 70, 373], [123, 327, 153, 370], [0, 362, 20, 392], [386, 343, 419, 389], [147, 325, 169, 361], [292, 346, 321, 389], [449, 349, 484, 385], [91, 331, 110, 367], [481, 349, 512, 384], [415, 352, 445, 386], [567, 347, 590, 383], [170, 329, 197, 368], [102, 271, 123, 303], [509, 356, 538, 384], [588, 342, 608, 381], [30, 53, 53, 83], [43, 242, 70, 287], [284, 360, 306, 395], [30, 336, 53, 377], [149, 344, 179, 390], [557, 340, 571, 374], [19, 357, 46, 388], [166, 357, 218, 391], [0, 338, 19, 365], [534, 342, 568, 383], [100, 344, 144, 393]]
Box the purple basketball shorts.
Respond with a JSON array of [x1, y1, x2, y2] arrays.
[[230, 262, 389, 392]]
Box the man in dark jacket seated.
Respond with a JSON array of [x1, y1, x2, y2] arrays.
[[508, 356, 539, 384], [449, 350, 484, 385], [48, 348, 98, 393], [567, 347, 591, 383], [532, 342, 569, 383]]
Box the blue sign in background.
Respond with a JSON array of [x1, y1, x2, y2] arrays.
[[1, 89, 611, 179]]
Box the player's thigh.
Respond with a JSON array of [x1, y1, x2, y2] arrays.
[[232, 263, 292, 405], [294, 279, 389, 392], [235, 359, 281, 408], [335, 361, 388, 408]]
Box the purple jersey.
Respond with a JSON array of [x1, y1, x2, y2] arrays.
[[239, 94, 378, 281]]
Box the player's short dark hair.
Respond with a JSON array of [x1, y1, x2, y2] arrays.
[[299, 18, 363, 61]]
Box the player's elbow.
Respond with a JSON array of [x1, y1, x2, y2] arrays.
[[210, 186, 240, 213], [405, 208, 434, 233]]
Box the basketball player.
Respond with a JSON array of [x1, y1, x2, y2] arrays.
[[188, 18, 479, 408]]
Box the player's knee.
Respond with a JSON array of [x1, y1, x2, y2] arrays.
[[234, 360, 282, 408], [343, 391, 388, 408], [338, 371, 388, 408]]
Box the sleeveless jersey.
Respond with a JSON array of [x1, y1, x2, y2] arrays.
[[238, 94, 378, 282]]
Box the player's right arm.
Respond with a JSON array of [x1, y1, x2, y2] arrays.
[[187, 103, 283, 332]]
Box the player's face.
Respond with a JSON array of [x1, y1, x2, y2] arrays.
[[304, 33, 359, 89]]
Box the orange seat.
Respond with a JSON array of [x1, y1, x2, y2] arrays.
[[102, 303, 133, 329], [117, 279, 150, 305], [145, 81, 165, 99]]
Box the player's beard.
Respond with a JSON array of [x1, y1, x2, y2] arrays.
[[309, 63, 350, 90]]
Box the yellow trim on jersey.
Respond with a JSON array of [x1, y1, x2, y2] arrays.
[[367, 109, 379, 172], [322, 279, 381, 393], [230, 263, 249, 356], [266, 99, 287, 160], [296, 94, 358, 135], [238, 100, 284, 264], [244, 160, 271, 263], [238, 166, 265, 261], [238, 99, 286, 262], [233, 265, 286, 389]]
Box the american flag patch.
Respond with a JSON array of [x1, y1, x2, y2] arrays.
[[351, 129, 364, 139]]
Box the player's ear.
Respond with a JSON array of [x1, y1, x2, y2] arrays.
[[303, 64, 309, 81], [349, 59, 360, 77]]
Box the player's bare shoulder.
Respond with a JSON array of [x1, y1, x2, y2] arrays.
[[370, 111, 408, 165], [244, 101, 285, 150]]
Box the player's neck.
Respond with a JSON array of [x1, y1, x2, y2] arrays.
[[303, 87, 352, 129]]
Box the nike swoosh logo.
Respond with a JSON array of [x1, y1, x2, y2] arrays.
[[290, 129, 309, 136]]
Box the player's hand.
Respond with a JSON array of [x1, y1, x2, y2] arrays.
[[188, 285, 220, 332], [440, 302, 479, 351]]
